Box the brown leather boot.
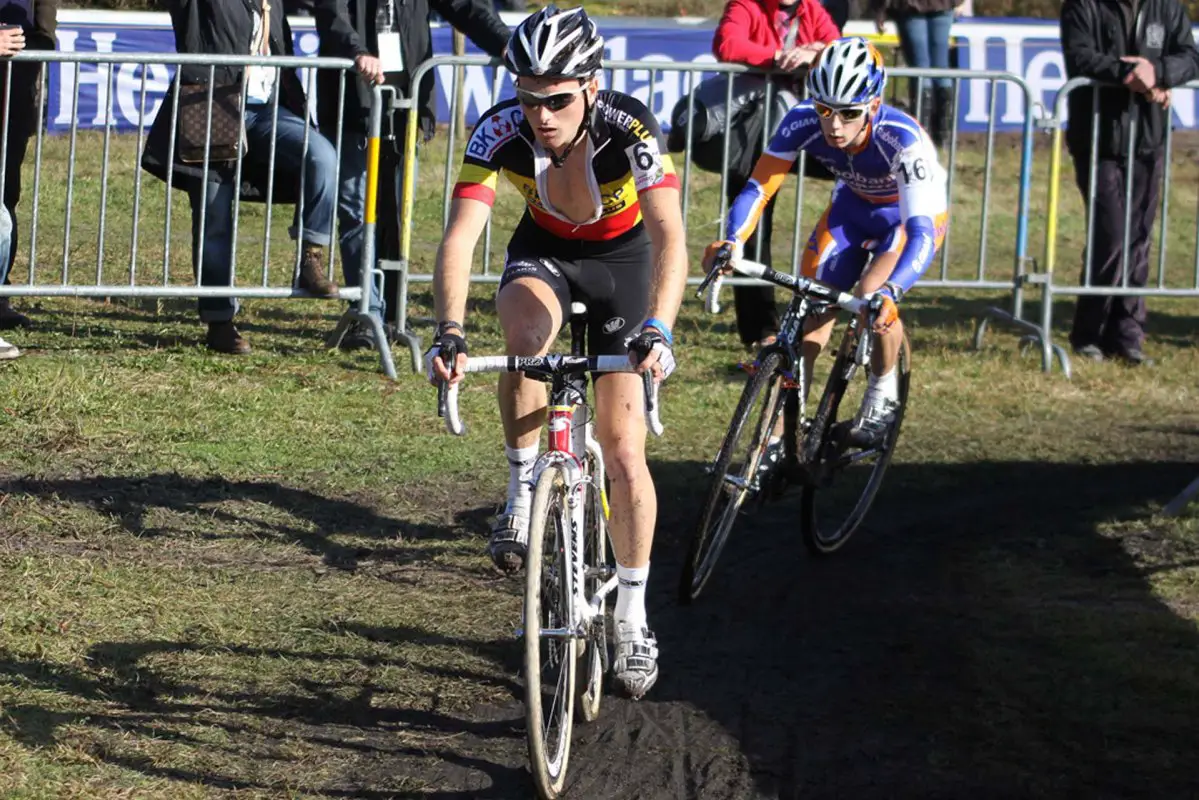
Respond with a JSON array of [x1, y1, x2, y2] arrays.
[[206, 321, 251, 354], [298, 244, 339, 298]]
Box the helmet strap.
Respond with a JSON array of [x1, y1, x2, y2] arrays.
[[549, 87, 594, 169]]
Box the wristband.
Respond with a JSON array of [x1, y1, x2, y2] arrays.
[[877, 283, 901, 304], [641, 317, 673, 345], [436, 320, 464, 336]]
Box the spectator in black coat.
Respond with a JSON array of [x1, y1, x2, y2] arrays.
[[1061, 0, 1199, 365]]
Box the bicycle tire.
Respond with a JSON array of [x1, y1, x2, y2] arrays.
[[524, 465, 577, 799], [577, 451, 608, 723], [800, 334, 911, 556], [678, 351, 785, 604]]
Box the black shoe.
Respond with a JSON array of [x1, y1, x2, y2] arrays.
[[1109, 348, 1154, 367], [0, 299, 30, 330], [1072, 344, 1105, 362], [338, 321, 398, 352], [339, 321, 374, 351]]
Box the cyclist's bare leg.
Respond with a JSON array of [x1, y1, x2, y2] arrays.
[[594, 371, 659, 697], [593, 372, 654, 570], [799, 310, 838, 401], [488, 276, 563, 572], [495, 277, 564, 448], [856, 250, 903, 377]]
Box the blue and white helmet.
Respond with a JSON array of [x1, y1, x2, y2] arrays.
[[805, 37, 887, 107]]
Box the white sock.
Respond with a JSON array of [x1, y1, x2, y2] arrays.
[[868, 367, 898, 403], [504, 444, 537, 522], [615, 563, 650, 629]]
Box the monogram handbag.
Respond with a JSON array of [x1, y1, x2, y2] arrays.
[[176, 78, 248, 165]]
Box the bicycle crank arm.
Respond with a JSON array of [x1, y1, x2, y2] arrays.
[[838, 447, 885, 467], [722, 474, 757, 495], [537, 626, 587, 640]]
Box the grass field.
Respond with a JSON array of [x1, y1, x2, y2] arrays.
[[0, 121, 1197, 797]]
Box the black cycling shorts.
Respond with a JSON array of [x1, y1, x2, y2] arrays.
[[498, 219, 651, 357]]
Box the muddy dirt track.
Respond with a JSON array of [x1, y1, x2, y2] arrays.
[[350, 458, 1199, 799]]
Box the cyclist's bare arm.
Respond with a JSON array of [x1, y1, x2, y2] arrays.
[[639, 185, 688, 333], [431, 196, 492, 383]]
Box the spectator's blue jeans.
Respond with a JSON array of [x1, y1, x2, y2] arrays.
[[896, 10, 954, 90], [335, 134, 381, 317], [188, 103, 338, 323], [0, 206, 11, 286], [334, 132, 418, 320]]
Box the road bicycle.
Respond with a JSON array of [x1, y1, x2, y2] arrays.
[[679, 248, 911, 604], [437, 302, 663, 799]]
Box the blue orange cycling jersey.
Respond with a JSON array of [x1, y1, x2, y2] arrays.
[[725, 101, 948, 294]]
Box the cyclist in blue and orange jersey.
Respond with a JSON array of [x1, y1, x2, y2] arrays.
[[706, 36, 948, 445], [426, 6, 689, 699]]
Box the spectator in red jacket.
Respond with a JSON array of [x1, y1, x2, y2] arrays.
[[713, 0, 839, 357]]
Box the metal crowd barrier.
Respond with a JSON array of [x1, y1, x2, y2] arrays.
[[0, 51, 405, 379], [1039, 76, 1199, 377], [392, 56, 1042, 372]]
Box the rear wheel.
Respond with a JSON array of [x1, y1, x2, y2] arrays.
[[678, 352, 785, 604], [800, 332, 910, 555], [524, 465, 577, 799]]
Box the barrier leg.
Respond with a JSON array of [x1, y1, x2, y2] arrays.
[[378, 257, 421, 373], [1162, 475, 1199, 517]]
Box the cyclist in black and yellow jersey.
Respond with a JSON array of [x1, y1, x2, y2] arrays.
[[426, 5, 689, 699]]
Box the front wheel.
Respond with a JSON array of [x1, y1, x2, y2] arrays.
[[678, 352, 785, 604], [524, 465, 577, 799], [577, 450, 609, 723], [800, 333, 910, 555]]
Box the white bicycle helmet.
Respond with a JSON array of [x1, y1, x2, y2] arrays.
[[504, 5, 604, 79], [806, 37, 887, 107]]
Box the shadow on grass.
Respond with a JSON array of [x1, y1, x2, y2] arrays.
[[0, 473, 495, 571], [601, 457, 1199, 798], [0, 630, 528, 798], [15, 301, 350, 355]]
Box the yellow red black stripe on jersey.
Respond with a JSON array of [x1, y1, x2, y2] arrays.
[[450, 91, 679, 242]]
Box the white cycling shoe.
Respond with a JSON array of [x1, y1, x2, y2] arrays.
[[849, 381, 899, 448], [488, 511, 529, 574], [0, 336, 20, 360], [613, 621, 659, 700]]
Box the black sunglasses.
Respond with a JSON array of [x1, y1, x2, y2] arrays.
[[515, 86, 585, 112]]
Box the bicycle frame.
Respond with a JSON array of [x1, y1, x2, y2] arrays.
[[708, 257, 879, 469], [533, 373, 616, 642]]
